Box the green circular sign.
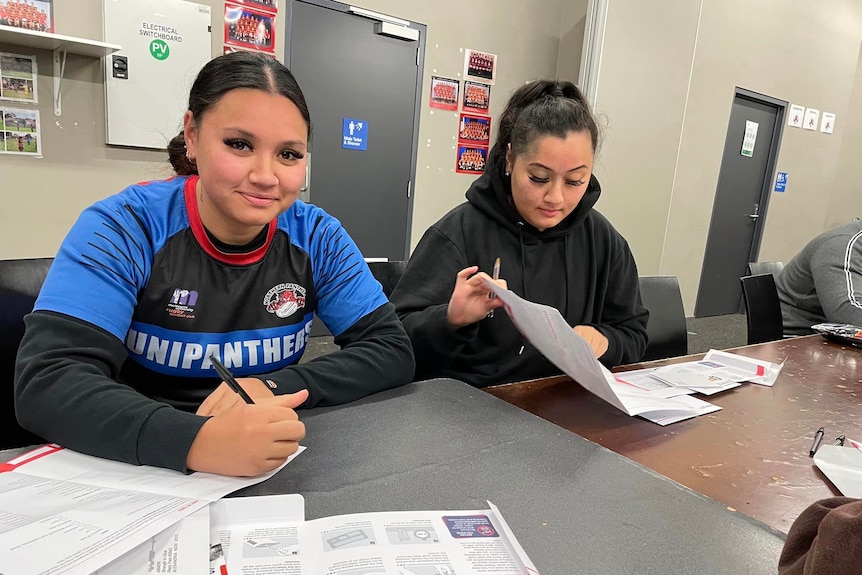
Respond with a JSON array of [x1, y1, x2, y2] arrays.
[[149, 39, 170, 61]]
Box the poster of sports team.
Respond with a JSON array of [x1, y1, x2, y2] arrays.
[[223, 0, 278, 56], [429, 49, 498, 175]]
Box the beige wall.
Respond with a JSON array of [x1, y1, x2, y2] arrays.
[[591, 0, 701, 276], [0, 0, 566, 259], [826, 40, 862, 228], [556, 0, 588, 82], [592, 0, 862, 313]]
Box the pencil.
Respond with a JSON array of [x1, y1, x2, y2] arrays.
[[488, 257, 501, 318], [209, 355, 255, 404]]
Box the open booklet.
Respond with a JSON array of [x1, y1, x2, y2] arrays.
[[0, 443, 301, 575], [813, 439, 862, 498], [482, 278, 720, 425], [214, 496, 539, 575]]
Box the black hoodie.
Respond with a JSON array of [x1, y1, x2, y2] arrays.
[[391, 152, 648, 388]]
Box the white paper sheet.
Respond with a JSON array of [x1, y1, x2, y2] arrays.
[[813, 441, 862, 497], [226, 502, 539, 575], [0, 445, 304, 575]]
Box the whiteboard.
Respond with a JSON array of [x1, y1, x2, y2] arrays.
[[103, 0, 212, 149]]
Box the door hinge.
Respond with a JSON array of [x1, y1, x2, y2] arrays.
[[416, 47, 420, 66]]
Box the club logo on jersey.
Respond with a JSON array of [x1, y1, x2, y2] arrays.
[[167, 288, 198, 319], [264, 283, 307, 319]]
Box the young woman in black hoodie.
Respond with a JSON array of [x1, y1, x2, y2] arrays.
[[391, 80, 648, 387]]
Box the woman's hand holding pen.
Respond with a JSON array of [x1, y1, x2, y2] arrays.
[[187, 389, 309, 477], [197, 377, 278, 417], [447, 266, 507, 329], [573, 325, 609, 359]]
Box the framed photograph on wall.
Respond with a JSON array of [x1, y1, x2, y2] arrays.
[[0, 53, 38, 104], [224, 2, 276, 53], [0, 0, 53, 33], [429, 76, 459, 111], [455, 144, 488, 175], [458, 113, 490, 147], [464, 49, 496, 85], [1, 107, 41, 156], [463, 81, 490, 114]]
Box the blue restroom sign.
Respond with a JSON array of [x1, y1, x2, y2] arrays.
[[774, 171, 788, 192], [342, 118, 368, 151]]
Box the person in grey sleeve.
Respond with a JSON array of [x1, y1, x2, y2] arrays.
[[775, 219, 862, 336]]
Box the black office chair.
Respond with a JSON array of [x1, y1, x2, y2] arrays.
[[1, 257, 52, 449], [638, 275, 688, 361], [748, 261, 784, 280], [367, 260, 407, 298], [740, 273, 784, 345]]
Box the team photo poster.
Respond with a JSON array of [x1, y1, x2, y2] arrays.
[[429, 76, 459, 111], [224, 2, 276, 53]]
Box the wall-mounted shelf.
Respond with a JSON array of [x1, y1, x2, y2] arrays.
[[0, 24, 121, 116]]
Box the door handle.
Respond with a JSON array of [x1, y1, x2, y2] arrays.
[[299, 152, 311, 202], [748, 202, 759, 220]]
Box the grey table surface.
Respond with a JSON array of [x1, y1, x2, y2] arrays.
[[3, 378, 786, 574]]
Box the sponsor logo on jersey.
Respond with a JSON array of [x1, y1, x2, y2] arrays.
[[167, 288, 198, 319], [264, 283, 306, 319]]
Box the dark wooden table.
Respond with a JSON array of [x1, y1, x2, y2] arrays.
[[486, 335, 862, 533]]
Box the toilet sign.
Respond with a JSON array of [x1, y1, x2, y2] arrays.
[[342, 118, 368, 151], [775, 171, 788, 193]]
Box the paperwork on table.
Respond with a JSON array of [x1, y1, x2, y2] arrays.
[[813, 439, 862, 498], [484, 279, 784, 425], [484, 279, 721, 425], [0, 443, 302, 575]]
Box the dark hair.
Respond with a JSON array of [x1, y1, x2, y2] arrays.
[[167, 51, 312, 175], [491, 80, 599, 178]]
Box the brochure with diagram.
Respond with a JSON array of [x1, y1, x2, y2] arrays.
[[221, 501, 539, 575]]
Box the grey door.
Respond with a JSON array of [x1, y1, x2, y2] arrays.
[[286, 0, 422, 261], [694, 90, 784, 317]]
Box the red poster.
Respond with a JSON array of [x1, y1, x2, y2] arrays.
[[224, 2, 276, 53], [455, 145, 488, 175], [429, 76, 459, 111], [458, 113, 491, 146]]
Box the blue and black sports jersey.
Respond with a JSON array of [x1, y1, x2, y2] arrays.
[[35, 176, 387, 409]]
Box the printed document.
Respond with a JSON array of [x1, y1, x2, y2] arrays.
[[225, 501, 538, 575], [0, 444, 302, 575], [483, 279, 720, 424]]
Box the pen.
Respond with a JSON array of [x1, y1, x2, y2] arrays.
[[809, 427, 825, 457], [209, 355, 255, 404], [834, 435, 846, 446], [487, 257, 501, 318]]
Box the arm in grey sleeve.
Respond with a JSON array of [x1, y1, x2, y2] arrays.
[[810, 232, 862, 326]]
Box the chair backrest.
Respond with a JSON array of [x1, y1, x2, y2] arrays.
[[739, 273, 784, 345], [367, 260, 407, 298], [748, 261, 784, 280], [0, 257, 53, 449], [638, 275, 688, 361]]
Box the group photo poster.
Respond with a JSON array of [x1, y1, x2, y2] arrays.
[[0, 53, 37, 104], [1, 107, 41, 156], [463, 81, 490, 114], [224, 2, 276, 53], [429, 76, 459, 111], [0, 0, 53, 33], [464, 49, 497, 85], [455, 144, 488, 175], [458, 113, 491, 146]]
